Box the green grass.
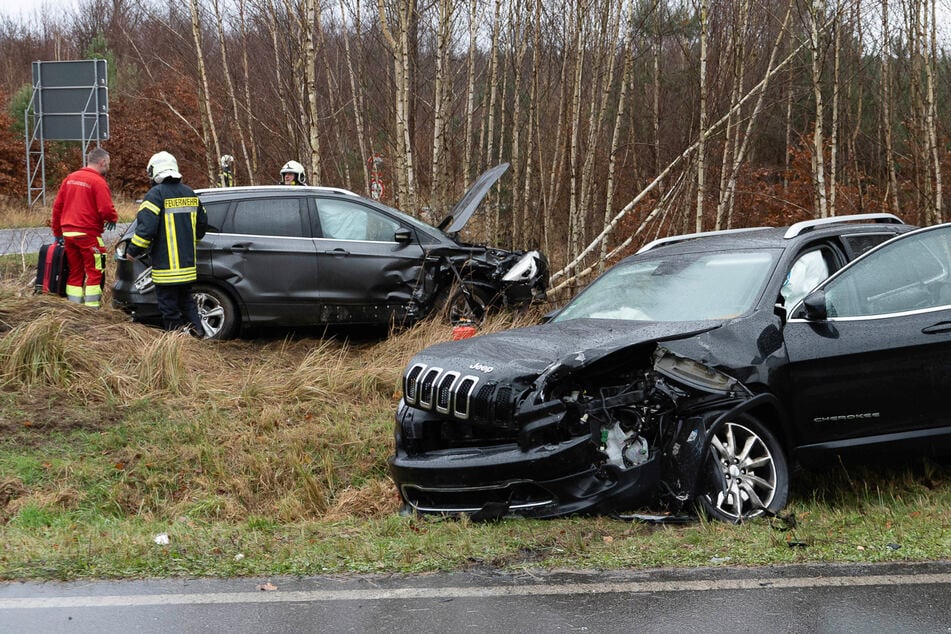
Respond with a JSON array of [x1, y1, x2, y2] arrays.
[[1, 284, 950, 580]]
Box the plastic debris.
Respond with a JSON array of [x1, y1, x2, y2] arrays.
[[153, 533, 170, 545]]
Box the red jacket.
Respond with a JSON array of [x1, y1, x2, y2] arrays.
[[51, 167, 118, 237]]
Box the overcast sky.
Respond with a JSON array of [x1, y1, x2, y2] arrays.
[[0, 0, 81, 23]]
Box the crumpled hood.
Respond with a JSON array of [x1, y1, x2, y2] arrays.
[[442, 163, 510, 234], [408, 318, 722, 381]]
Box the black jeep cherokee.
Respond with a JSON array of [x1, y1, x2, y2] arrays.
[[387, 214, 951, 522]]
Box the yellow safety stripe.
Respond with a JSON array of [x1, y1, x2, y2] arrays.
[[164, 213, 180, 270], [152, 267, 197, 283], [63, 231, 86, 237], [140, 200, 161, 215], [96, 237, 105, 247], [66, 284, 83, 302], [131, 234, 151, 248]]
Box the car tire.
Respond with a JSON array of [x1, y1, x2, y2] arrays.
[[698, 414, 789, 523], [192, 284, 239, 340], [448, 286, 492, 324]]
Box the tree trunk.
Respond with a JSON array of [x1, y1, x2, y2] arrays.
[[809, 0, 828, 218], [376, 0, 418, 210], [881, 0, 900, 215], [924, 0, 942, 222], [341, 0, 371, 195], [695, 0, 707, 232], [189, 0, 220, 185], [829, 1, 842, 216], [566, 0, 586, 263], [238, 0, 257, 183], [303, 0, 322, 184], [212, 0, 251, 188], [599, 0, 636, 273], [463, 0, 480, 189], [430, 0, 453, 212]]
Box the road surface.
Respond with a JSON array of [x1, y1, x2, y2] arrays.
[[1, 562, 950, 633]]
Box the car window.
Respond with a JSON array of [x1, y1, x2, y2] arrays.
[[840, 232, 900, 258], [781, 248, 832, 309], [823, 227, 951, 317], [203, 201, 228, 233], [554, 249, 778, 323], [232, 198, 306, 237], [316, 199, 400, 241]]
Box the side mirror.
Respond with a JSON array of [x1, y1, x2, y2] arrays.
[[394, 228, 413, 244], [801, 290, 828, 321]]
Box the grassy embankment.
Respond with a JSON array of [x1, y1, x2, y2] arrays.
[[0, 252, 949, 581]]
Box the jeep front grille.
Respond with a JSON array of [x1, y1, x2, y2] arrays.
[[403, 363, 489, 421]]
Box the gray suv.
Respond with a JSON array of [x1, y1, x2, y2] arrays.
[[112, 165, 547, 339]]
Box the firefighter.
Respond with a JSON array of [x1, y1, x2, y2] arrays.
[[219, 154, 235, 187], [50, 147, 118, 308], [280, 160, 307, 185], [125, 151, 208, 337]]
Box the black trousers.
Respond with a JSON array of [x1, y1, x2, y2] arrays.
[[155, 283, 202, 331]]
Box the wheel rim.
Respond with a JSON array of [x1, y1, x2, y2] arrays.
[[706, 421, 777, 520], [450, 290, 486, 324], [193, 292, 224, 338]]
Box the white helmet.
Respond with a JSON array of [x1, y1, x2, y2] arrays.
[[280, 160, 306, 185], [220, 154, 235, 169], [147, 151, 181, 184]]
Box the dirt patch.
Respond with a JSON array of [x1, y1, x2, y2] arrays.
[[0, 387, 120, 445]]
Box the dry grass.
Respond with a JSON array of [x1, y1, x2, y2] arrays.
[[0, 195, 139, 228], [0, 274, 547, 527]]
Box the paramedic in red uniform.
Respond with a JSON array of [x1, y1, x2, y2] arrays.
[[50, 147, 118, 308]]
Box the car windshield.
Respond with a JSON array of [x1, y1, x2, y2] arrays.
[[554, 249, 778, 323]]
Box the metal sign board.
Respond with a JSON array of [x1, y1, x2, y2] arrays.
[[31, 59, 109, 140]]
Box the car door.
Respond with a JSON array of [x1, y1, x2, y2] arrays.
[[312, 196, 426, 324], [204, 195, 319, 324], [783, 225, 951, 449]]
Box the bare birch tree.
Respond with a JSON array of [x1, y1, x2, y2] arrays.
[[212, 0, 252, 187], [429, 0, 454, 211], [694, 0, 708, 232], [881, 0, 900, 215], [340, 0, 371, 195], [303, 0, 322, 183], [189, 0, 221, 184], [829, 0, 841, 216], [809, 0, 829, 218], [377, 0, 418, 210]]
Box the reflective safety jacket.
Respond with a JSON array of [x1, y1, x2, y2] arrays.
[[129, 180, 207, 285]]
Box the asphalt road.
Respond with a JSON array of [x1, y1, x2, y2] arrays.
[[2, 562, 950, 633], [0, 225, 129, 256]]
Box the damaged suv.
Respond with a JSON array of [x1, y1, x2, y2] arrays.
[[388, 214, 951, 522], [112, 164, 547, 339]]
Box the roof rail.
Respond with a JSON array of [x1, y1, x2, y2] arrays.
[[636, 226, 772, 254], [783, 213, 904, 239]]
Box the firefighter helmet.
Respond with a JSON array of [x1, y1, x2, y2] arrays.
[[280, 160, 306, 185], [147, 151, 181, 184]]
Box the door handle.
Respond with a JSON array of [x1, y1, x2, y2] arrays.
[[223, 243, 251, 253], [326, 248, 350, 257], [922, 321, 951, 334]]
